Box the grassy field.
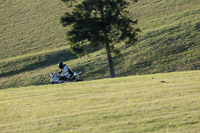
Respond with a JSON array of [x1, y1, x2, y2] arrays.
[[0, 1, 199, 132], [0, 0, 200, 89], [0, 70, 200, 132]]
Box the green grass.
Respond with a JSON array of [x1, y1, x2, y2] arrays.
[[0, 1, 199, 132], [0, 71, 200, 132], [0, 0, 200, 89], [0, 0, 68, 59]]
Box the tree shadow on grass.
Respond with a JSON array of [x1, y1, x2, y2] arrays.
[[0, 49, 77, 78]]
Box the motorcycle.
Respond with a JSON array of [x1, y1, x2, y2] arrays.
[[50, 72, 82, 84]]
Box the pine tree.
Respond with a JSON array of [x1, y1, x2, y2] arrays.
[[60, 0, 139, 78]]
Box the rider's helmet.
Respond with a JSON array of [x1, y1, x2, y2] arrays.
[[58, 62, 64, 69]]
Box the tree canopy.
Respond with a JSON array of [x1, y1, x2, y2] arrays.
[[60, 0, 140, 77]]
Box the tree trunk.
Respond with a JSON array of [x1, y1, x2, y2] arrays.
[[106, 43, 116, 78]]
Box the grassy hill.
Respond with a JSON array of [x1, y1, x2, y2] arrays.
[[0, 0, 200, 89], [0, 71, 200, 132]]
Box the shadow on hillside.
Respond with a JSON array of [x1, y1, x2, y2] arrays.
[[0, 49, 77, 78]]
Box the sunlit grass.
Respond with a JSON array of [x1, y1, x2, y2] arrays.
[[0, 71, 200, 132], [0, 0, 200, 89]]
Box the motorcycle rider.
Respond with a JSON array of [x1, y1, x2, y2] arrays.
[[58, 62, 74, 80]]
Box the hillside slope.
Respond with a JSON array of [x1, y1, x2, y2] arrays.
[[0, 0, 200, 89], [0, 71, 200, 132]]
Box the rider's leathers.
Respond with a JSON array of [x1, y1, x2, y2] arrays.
[[59, 65, 74, 79]]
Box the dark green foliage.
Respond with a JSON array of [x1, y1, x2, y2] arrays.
[[61, 0, 139, 55], [60, 0, 139, 77]]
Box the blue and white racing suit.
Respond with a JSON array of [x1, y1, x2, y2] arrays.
[[59, 65, 74, 79]]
